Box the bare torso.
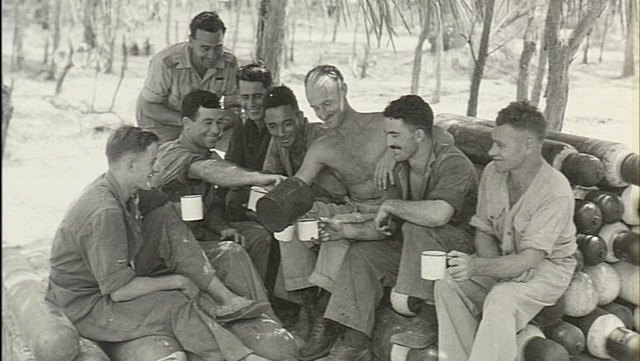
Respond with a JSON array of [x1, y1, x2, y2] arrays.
[[296, 111, 388, 202]]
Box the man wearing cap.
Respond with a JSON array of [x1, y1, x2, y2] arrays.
[[136, 11, 238, 144]]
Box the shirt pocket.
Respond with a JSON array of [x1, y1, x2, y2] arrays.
[[512, 213, 530, 253], [489, 207, 506, 243]]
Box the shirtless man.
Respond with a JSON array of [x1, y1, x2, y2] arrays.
[[295, 65, 393, 208], [288, 65, 399, 361]]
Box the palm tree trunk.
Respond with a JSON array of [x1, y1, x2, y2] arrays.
[[517, 10, 537, 101], [544, 0, 607, 131], [433, 0, 444, 103], [466, 0, 495, 117], [622, 0, 636, 76], [256, 0, 288, 84], [411, 0, 430, 94]]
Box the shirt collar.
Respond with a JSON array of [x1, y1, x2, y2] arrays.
[[105, 171, 132, 208]]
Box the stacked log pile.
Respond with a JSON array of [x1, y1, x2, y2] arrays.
[[2, 247, 110, 361]]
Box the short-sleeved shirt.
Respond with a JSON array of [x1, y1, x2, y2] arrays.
[[263, 121, 347, 203], [393, 139, 478, 227], [225, 118, 271, 171], [470, 161, 576, 259], [46, 173, 140, 323], [157, 135, 224, 206], [139, 42, 238, 120]]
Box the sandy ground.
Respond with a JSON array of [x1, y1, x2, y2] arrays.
[[2, 5, 638, 267]]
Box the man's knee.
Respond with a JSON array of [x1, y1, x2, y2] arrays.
[[483, 283, 519, 314], [401, 222, 445, 250]]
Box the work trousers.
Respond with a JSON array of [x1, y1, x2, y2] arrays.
[[323, 237, 403, 337], [75, 203, 270, 361], [434, 257, 575, 361], [394, 222, 474, 304]]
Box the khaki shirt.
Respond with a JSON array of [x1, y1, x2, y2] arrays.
[[393, 139, 478, 228], [46, 173, 141, 323], [471, 161, 577, 259], [140, 42, 238, 113]]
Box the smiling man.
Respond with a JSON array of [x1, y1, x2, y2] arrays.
[[375, 95, 477, 311], [263, 85, 346, 203], [136, 11, 238, 144], [156, 90, 284, 283], [223, 63, 274, 223], [434, 101, 577, 361], [293, 95, 476, 361]]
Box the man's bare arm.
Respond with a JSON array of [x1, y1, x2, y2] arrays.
[[473, 230, 501, 258], [448, 248, 545, 281], [139, 97, 183, 127], [294, 144, 328, 186], [377, 199, 454, 228], [189, 159, 286, 188]]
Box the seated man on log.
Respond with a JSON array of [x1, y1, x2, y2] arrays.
[[156, 89, 283, 283], [261, 84, 353, 333], [434, 101, 577, 361], [46, 125, 284, 361], [298, 95, 474, 361], [254, 64, 396, 361], [261, 66, 454, 361], [372, 95, 477, 339]]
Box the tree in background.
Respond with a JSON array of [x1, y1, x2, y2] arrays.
[[621, 0, 637, 76], [466, 0, 495, 117], [256, 0, 287, 84], [516, 1, 538, 101], [543, 0, 608, 131]]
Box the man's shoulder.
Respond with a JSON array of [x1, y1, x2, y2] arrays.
[[540, 163, 573, 197], [152, 42, 189, 69], [157, 139, 201, 165], [305, 122, 328, 142], [65, 177, 122, 225], [221, 49, 238, 66], [159, 139, 185, 153]]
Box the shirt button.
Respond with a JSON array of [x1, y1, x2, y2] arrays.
[[507, 231, 512, 236]]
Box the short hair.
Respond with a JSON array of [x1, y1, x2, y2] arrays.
[[181, 90, 221, 120], [304, 64, 344, 87], [106, 126, 158, 164], [236, 62, 272, 89], [495, 101, 547, 140], [189, 11, 226, 37], [383, 95, 434, 136], [264, 85, 299, 112]]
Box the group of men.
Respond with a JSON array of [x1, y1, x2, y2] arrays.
[[47, 9, 577, 361]]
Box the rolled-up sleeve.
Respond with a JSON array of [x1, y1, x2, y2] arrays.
[[469, 167, 494, 235], [427, 155, 477, 216], [158, 144, 208, 186], [140, 57, 172, 104], [518, 196, 573, 255], [83, 208, 135, 295]]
